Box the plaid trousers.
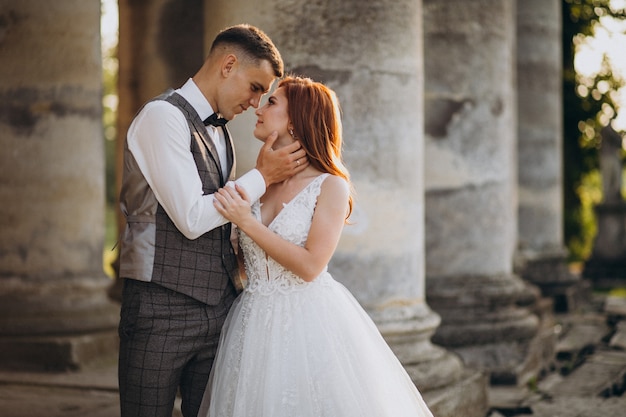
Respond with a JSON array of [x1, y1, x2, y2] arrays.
[[118, 279, 236, 417]]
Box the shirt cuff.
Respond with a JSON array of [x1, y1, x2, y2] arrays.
[[234, 169, 267, 202]]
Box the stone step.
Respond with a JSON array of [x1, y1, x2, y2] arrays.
[[486, 307, 624, 417], [526, 395, 626, 417], [554, 313, 610, 374], [487, 349, 626, 417], [486, 385, 534, 416], [610, 321, 626, 350], [424, 369, 489, 417], [605, 294, 626, 318], [546, 349, 626, 398]]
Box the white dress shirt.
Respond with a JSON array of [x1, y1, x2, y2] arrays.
[[126, 78, 266, 240]]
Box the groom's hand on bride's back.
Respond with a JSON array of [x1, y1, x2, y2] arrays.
[[256, 131, 309, 186]]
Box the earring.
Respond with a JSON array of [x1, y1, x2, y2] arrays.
[[289, 128, 295, 138]]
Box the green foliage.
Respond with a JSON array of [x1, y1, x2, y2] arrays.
[[562, 0, 626, 261], [568, 170, 601, 259]]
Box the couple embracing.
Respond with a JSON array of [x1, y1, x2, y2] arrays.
[[117, 23, 433, 417]]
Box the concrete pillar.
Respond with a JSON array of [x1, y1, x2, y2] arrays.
[[423, 0, 543, 385], [583, 124, 626, 289], [110, 0, 205, 299], [516, 0, 585, 312], [0, 0, 119, 370], [206, 1, 488, 416]]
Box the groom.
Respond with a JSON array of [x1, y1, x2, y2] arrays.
[[117, 24, 307, 417]]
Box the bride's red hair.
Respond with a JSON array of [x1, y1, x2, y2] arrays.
[[278, 76, 353, 217]]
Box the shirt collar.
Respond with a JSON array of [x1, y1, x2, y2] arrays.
[[177, 78, 215, 122]]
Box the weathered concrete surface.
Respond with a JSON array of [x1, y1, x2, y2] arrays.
[[549, 349, 626, 397], [516, 0, 564, 253], [526, 396, 626, 417], [0, 0, 120, 372], [0, 365, 181, 417], [486, 293, 626, 417]]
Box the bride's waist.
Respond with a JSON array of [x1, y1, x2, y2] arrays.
[[245, 271, 332, 294]]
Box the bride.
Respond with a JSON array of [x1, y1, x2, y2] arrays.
[[199, 75, 434, 417]]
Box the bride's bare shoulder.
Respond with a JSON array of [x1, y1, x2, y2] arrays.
[[320, 174, 350, 199]]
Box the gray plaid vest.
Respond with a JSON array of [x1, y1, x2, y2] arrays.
[[119, 90, 238, 305]]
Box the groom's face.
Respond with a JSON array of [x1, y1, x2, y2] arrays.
[[218, 59, 275, 121]]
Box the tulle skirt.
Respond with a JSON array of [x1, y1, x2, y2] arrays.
[[199, 273, 434, 417]]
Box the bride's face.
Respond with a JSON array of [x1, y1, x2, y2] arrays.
[[254, 87, 290, 143]]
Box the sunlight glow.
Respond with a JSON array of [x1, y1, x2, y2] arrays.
[[575, 4, 626, 130], [101, 0, 118, 51]]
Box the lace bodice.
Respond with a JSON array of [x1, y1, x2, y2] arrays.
[[239, 174, 331, 295]]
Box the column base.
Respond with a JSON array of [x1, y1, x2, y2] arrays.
[[423, 368, 489, 417], [516, 247, 590, 312], [403, 345, 466, 391], [428, 273, 555, 385], [373, 302, 466, 390], [0, 276, 120, 335], [450, 322, 557, 386], [372, 301, 489, 414], [0, 275, 121, 371], [0, 330, 119, 372]]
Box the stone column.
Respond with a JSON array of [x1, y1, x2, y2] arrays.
[[206, 1, 488, 416], [423, 0, 542, 385], [110, 0, 205, 299], [583, 124, 626, 289], [0, 0, 119, 370], [516, 0, 585, 311]]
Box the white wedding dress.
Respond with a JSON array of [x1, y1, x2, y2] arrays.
[[199, 174, 434, 417]]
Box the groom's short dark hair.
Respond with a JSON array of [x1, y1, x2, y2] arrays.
[[211, 24, 284, 78]]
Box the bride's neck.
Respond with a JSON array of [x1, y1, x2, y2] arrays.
[[272, 135, 296, 150], [271, 135, 316, 182]]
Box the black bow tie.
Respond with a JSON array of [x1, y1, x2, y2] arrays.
[[203, 113, 228, 127]]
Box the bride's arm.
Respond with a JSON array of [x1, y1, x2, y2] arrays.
[[213, 177, 349, 282]]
